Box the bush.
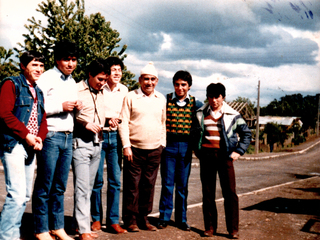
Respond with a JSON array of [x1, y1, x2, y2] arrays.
[[292, 135, 306, 145], [246, 144, 255, 154]]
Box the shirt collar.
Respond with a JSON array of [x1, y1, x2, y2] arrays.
[[53, 66, 72, 81], [84, 79, 101, 94], [173, 92, 190, 102], [104, 82, 120, 92], [137, 87, 160, 98]]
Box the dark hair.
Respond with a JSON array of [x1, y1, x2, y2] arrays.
[[206, 83, 226, 98], [54, 40, 78, 62], [87, 59, 107, 77], [172, 70, 192, 86], [104, 57, 124, 75], [20, 51, 45, 70]]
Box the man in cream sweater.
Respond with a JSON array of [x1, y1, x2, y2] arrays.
[[119, 62, 166, 232]]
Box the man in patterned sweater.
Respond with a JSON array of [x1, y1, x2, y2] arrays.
[[195, 83, 251, 239], [158, 70, 202, 231]]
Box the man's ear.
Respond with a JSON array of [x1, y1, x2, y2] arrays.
[[20, 63, 26, 71]]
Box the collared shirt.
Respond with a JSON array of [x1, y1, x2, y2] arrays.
[[209, 105, 224, 119], [75, 80, 105, 128], [103, 82, 128, 119], [37, 66, 78, 132], [171, 92, 190, 107]]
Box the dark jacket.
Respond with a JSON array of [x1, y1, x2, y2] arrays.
[[195, 102, 251, 158]]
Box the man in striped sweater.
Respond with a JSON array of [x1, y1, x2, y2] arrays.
[[195, 83, 251, 239]]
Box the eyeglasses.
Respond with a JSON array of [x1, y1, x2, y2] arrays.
[[143, 77, 157, 81]]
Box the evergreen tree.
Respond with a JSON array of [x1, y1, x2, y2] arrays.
[[15, 0, 137, 89], [0, 46, 19, 81]]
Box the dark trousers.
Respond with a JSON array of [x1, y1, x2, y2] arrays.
[[122, 146, 163, 226], [199, 148, 239, 234]]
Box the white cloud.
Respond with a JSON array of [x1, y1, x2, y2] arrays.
[[0, 0, 319, 107]]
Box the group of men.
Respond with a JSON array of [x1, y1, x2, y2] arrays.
[[0, 39, 251, 240]]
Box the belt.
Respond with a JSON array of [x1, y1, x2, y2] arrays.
[[61, 131, 72, 135], [103, 127, 117, 132]]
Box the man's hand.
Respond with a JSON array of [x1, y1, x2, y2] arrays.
[[33, 137, 43, 151], [123, 147, 133, 162], [85, 122, 102, 133], [108, 118, 121, 128], [230, 152, 240, 161], [75, 100, 83, 111], [62, 101, 76, 112], [25, 134, 43, 150], [25, 134, 38, 147]]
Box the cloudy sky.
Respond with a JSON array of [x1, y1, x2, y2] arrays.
[[1, 0, 319, 106]]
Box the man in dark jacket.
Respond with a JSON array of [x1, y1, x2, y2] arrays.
[[0, 51, 48, 240], [195, 83, 251, 239]]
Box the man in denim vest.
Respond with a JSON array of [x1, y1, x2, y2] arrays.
[[0, 51, 48, 240]]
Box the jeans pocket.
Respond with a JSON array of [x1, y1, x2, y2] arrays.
[[46, 131, 56, 139]]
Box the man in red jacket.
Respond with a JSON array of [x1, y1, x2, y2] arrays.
[[0, 51, 48, 240]]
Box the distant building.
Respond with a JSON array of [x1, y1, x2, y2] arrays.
[[258, 116, 302, 129]]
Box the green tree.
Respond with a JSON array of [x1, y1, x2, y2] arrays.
[[260, 94, 318, 130], [0, 46, 20, 81], [16, 0, 137, 89]]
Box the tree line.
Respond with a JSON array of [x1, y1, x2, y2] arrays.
[[0, 0, 138, 90]]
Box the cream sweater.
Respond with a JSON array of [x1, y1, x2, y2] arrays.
[[119, 88, 166, 149]]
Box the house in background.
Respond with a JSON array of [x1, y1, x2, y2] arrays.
[[258, 116, 302, 129], [226, 101, 255, 127]]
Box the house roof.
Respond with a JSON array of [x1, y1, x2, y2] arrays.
[[258, 116, 302, 126]]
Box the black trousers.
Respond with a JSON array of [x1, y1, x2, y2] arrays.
[[122, 146, 163, 226], [199, 148, 239, 234]]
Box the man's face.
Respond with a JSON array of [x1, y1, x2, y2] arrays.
[[56, 56, 77, 76], [208, 94, 225, 111], [89, 72, 108, 91], [139, 74, 158, 96], [107, 64, 122, 86], [21, 59, 44, 84], [174, 79, 190, 100]]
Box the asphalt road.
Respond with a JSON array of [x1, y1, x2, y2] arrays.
[[0, 138, 319, 239]]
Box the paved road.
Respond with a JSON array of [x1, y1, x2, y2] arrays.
[[0, 138, 319, 239]]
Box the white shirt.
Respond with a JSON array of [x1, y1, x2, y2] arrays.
[[103, 82, 128, 119], [171, 92, 190, 107], [37, 66, 78, 132]]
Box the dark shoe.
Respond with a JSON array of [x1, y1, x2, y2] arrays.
[[229, 232, 239, 239], [144, 223, 158, 231], [157, 220, 168, 229], [127, 224, 140, 232], [178, 222, 191, 231], [203, 226, 216, 237], [109, 224, 128, 234], [91, 221, 101, 231]]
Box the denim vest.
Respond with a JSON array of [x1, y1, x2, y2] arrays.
[[0, 74, 45, 153]]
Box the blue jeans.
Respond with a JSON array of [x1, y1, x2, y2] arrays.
[[73, 137, 101, 234], [32, 131, 73, 234], [159, 141, 192, 223], [91, 131, 122, 225], [0, 143, 35, 240]]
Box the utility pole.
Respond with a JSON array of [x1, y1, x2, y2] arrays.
[[255, 80, 260, 154], [317, 94, 320, 136]]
